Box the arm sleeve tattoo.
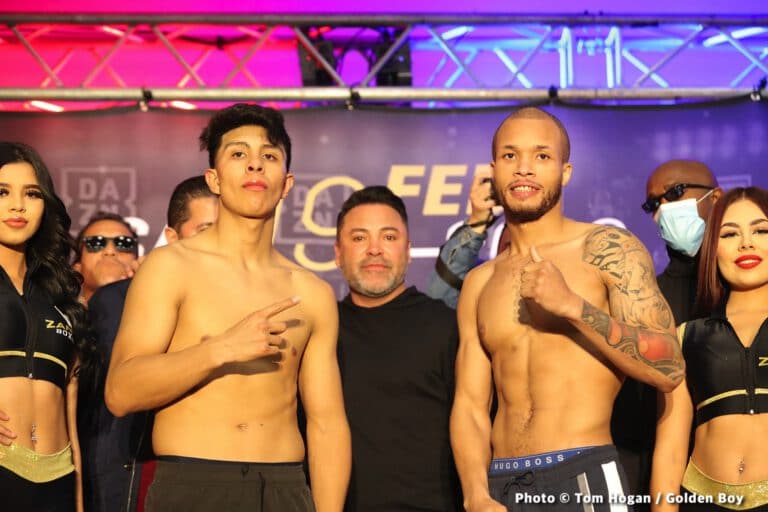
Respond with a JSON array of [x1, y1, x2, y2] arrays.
[[581, 226, 684, 382]]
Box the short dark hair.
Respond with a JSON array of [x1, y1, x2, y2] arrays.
[[696, 186, 768, 315], [491, 106, 571, 162], [199, 103, 292, 171], [73, 211, 138, 262], [166, 176, 216, 232], [336, 185, 408, 237]]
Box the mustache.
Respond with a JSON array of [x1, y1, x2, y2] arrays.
[[360, 258, 392, 268]]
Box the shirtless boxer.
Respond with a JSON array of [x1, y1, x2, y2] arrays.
[[450, 107, 685, 511], [105, 104, 351, 512]]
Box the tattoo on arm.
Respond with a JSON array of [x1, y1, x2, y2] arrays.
[[581, 301, 611, 339], [581, 227, 684, 381], [581, 302, 684, 379]]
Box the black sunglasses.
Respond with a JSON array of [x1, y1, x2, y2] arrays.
[[641, 183, 714, 214], [82, 235, 138, 253]]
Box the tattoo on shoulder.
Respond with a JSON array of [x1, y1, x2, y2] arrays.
[[582, 226, 635, 280], [579, 228, 683, 382], [582, 226, 672, 330]]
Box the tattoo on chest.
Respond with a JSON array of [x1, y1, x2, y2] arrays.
[[505, 267, 531, 324]]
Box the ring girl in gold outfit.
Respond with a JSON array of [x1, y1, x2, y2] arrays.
[[652, 187, 768, 511], [0, 142, 96, 512]]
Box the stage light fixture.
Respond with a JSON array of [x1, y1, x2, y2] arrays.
[[374, 29, 412, 87], [298, 28, 337, 86]]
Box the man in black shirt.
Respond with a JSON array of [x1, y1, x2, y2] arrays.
[[334, 186, 462, 512], [646, 160, 720, 322], [611, 159, 721, 507]]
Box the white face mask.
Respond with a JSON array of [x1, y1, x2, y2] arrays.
[[654, 190, 714, 257]]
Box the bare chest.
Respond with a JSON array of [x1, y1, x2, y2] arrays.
[[477, 255, 606, 354], [173, 261, 311, 356]]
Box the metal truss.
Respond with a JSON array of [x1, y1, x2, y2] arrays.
[[0, 13, 767, 111]]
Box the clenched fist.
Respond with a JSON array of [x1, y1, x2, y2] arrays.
[[520, 246, 582, 320]]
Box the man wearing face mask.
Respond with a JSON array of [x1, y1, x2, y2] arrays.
[[610, 160, 721, 509], [644, 160, 721, 322]]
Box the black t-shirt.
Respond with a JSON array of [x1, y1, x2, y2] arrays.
[[338, 286, 462, 512], [656, 246, 699, 325]]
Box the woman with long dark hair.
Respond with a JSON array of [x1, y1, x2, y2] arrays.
[[652, 186, 768, 511], [0, 142, 94, 511]]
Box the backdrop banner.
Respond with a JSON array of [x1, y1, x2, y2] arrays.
[[1, 100, 766, 297]]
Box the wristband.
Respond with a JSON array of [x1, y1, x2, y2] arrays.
[[465, 211, 497, 229]]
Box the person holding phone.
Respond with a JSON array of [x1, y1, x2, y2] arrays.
[[426, 171, 509, 308]]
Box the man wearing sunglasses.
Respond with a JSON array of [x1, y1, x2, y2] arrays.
[[73, 211, 140, 304], [610, 160, 721, 510], [644, 160, 721, 322], [79, 176, 218, 512]]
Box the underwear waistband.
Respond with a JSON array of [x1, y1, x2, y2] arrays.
[[0, 442, 74, 483], [489, 446, 597, 475]]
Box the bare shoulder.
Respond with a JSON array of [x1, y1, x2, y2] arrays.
[[293, 267, 335, 297], [581, 224, 654, 279], [461, 258, 496, 300], [581, 224, 672, 326], [280, 265, 336, 316], [133, 239, 219, 292], [583, 223, 648, 250], [583, 223, 645, 248], [472, 254, 500, 278], [133, 243, 185, 278], [270, 251, 333, 296], [272, 248, 301, 267], [121, 244, 188, 314], [285, 268, 337, 344], [172, 230, 218, 256]]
